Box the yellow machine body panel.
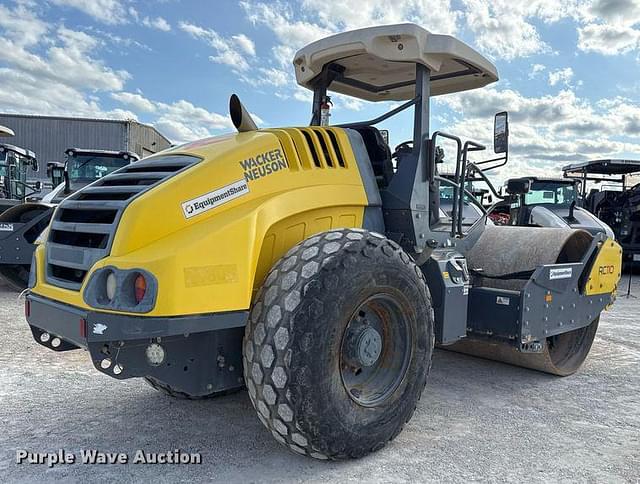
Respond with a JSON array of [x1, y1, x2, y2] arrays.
[[31, 128, 369, 316], [585, 238, 623, 296]]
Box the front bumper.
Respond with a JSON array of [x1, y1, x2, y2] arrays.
[[26, 293, 248, 396]]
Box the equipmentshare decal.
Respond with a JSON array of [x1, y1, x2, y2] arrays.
[[181, 179, 249, 219], [549, 267, 573, 280]]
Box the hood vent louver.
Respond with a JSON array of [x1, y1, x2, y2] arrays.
[[269, 127, 348, 171]]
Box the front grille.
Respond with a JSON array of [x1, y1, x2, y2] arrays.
[[45, 155, 200, 290]]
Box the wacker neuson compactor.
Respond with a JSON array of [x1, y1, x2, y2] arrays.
[[25, 24, 621, 459]]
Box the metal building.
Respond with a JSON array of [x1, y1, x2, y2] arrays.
[[0, 114, 171, 180]]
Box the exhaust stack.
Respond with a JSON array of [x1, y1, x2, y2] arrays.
[[229, 94, 258, 132]]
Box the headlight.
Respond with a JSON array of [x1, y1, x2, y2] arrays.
[[105, 271, 117, 301], [83, 267, 157, 313]]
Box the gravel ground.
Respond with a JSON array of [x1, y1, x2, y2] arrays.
[[1, 276, 639, 483]]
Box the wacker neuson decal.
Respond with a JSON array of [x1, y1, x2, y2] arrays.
[[240, 148, 288, 182], [181, 179, 249, 219]]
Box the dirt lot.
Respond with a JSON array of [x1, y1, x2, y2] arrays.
[[1, 276, 639, 483]]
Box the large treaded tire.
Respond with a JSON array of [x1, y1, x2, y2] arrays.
[[243, 229, 434, 460], [144, 376, 241, 400]]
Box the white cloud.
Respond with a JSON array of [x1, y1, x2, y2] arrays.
[[299, 0, 459, 35], [51, 0, 128, 25], [242, 1, 332, 47], [461, 0, 551, 60], [0, 2, 48, 47], [179, 21, 256, 71], [0, 1, 255, 146], [232, 33, 256, 56], [154, 99, 235, 143], [109, 92, 256, 144], [578, 23, 640, 54], [529, 63, 546, 79], [110, 91, 157, 112], [439, 85, 640, 181], [548, 67, 574, 86], [575, 0, 640, 55], [0, 3, 132, 119], [0, 15, 129, 93], [142, 16, 171, 32], [587, 0, 640, 25], [240, 67, 290, 88], [238, 0, 460, 108]]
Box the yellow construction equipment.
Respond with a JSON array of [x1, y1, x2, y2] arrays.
[[25, 24, 621, 460]]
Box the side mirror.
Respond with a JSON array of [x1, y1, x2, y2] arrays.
[[379, 129, 389, 146], [494, 111, 509, 154], [506, 178, 530, 195], [32, 159, 39, 172], [47, 163, 65, 187]]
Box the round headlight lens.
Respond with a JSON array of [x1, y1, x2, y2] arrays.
[[106, 271, 117, 301]]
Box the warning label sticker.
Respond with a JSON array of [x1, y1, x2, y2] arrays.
[[181, 179, 249, 219]]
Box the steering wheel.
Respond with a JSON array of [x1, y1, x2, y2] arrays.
[[392, 141, 413, 159]]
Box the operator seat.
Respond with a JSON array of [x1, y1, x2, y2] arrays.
[[352, 127, 394, 188]]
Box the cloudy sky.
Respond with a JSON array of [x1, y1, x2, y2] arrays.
[[1, 0, 640, 181]]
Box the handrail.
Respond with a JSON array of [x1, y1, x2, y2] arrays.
[[336, 96, 419, 129], [428, 131, 462, 236], [465, 162, 504, 201], [457, 141, 486, 236], [435, 175, 488, 214]]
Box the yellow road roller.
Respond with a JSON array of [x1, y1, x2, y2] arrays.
[[25, 24, 622, 460]]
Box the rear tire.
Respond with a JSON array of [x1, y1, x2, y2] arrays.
[[243, 229, 434, 459]]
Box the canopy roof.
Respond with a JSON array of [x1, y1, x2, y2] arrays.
[[66, 148, 138, 160], [0, 143, 36, 159], [512, 176, 577, 184], [562, 159, 640, 176], [0, 125, 15, 137], [294, 23, 498, 102]]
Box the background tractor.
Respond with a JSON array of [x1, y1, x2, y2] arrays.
[[564, 159, 640, 262], [489, 176, 614, 237], [0, 125, 41, 214], [24, 24, 621, 460], [0, 148, 137, 290]]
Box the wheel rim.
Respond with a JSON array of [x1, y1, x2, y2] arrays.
[[340, 293, 412, 407]]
